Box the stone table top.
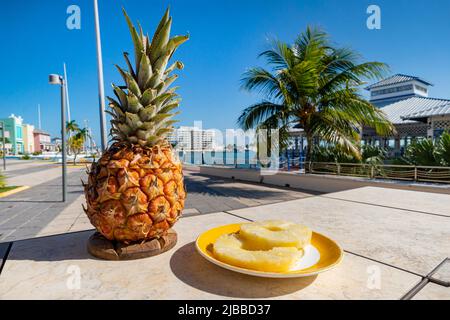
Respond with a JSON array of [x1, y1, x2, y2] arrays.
[[412, 283, 450, 300], [0, 186, 449, 299]]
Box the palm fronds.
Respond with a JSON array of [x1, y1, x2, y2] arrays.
[[238, 25, 393, 162]]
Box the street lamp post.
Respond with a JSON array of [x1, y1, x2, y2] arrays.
[[49, 74, 67, 202], [93, 0, 107, 152], [0, 121, 6, 171]]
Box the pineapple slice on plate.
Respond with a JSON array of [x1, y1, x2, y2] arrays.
[[239, 220, 312, 250], [84, 8, 188, 242], [213, 233, 303, 272]]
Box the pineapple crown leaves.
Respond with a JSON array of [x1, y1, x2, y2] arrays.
[[108, 7, 189, 148]]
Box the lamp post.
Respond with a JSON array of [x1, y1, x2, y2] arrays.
[[49, 74, 67, 202], [93, 0, 107, 152], [0, 121, 6, 171]]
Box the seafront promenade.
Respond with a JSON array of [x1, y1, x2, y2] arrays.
[[0, 160, 313, 242], [0, 159, 449, 299]]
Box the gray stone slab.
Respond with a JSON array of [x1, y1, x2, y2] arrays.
[[413, 283, 450, 300], [0, 212, 420, 299], [227, 195, 450, 276], [429, 259, 450, 285], [325, 186, 450, 217]]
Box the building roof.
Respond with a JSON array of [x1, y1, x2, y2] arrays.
[[402, 102, 450, 120], [380, 97, 450, 124], [33, 129, 50, 135], [366, 74, 433, 90]]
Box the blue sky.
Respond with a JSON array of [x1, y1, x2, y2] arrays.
[[1, 0, 449, 144]]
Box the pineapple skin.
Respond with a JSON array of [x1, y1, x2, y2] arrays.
[[84, 142, 185, 242]]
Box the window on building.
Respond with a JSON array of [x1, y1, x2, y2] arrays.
[[371, 84, 413, 97], [388, 139, 395, 149], [16, 126, 23, 139], [414, 85, 427, 94]]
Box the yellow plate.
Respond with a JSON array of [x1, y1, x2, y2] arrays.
[[196, 223, 343, 278]]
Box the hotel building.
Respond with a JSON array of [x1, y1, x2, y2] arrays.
[[167, 126, 215, 151]]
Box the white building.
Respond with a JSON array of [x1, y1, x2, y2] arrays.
[[167, 126, 215, 151], [366, 74, 433, 108], [362, 74, 450, 155]]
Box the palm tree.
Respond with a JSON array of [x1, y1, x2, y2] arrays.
[[75, 127, 89, 140], [65, 121, 92, 157], [237, 27, 395, 166], [66, 120, 79, 135]]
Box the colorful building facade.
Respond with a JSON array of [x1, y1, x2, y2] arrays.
[[22, 123, 35, 154], [0, 114, 24, 154], [33, 129, 54, 152]]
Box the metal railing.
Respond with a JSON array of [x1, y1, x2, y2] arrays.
[[306, 162, 450, 184]]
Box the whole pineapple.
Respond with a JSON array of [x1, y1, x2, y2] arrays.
[[84, 8, 188, 242]]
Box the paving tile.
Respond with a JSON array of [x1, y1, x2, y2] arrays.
[[0, 212, 420, 299], [429, 259, 450, 285], [412, 283, 450, 300], [227, 196, 450, 276], [325, 186, 450, 216]]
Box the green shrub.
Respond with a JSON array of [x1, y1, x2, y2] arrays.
[[403, 139, 438, 166], [361, 145, 386, 165], [435, 131, 450, 166], [311, 144, 386, 164], [400, 133, 450, 167], [21, 154, 31, 160]]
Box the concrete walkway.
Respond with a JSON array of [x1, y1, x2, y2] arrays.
[[0, 160, 313, 242]]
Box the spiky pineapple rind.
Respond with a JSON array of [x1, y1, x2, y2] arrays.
[[84, 142, 186, 242]]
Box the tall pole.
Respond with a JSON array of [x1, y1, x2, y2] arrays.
[[63, 63, 71, 122], [1, 122, 5, 171], [84, 119, 89, 153], [87, 125, 93, 152], [61, 80, 67, 202], [38, 104, 41, 129], [94, 0, 107, 152]]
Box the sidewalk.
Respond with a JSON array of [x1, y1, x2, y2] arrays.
[[0, 161, 313, 242]]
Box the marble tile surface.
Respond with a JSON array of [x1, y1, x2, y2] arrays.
[[430, 259, 450, 284], [227, 196, 450, 276], [413, 283, 450, 300], [0, 212, 420, 300], [324, 186, 450, 216]]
